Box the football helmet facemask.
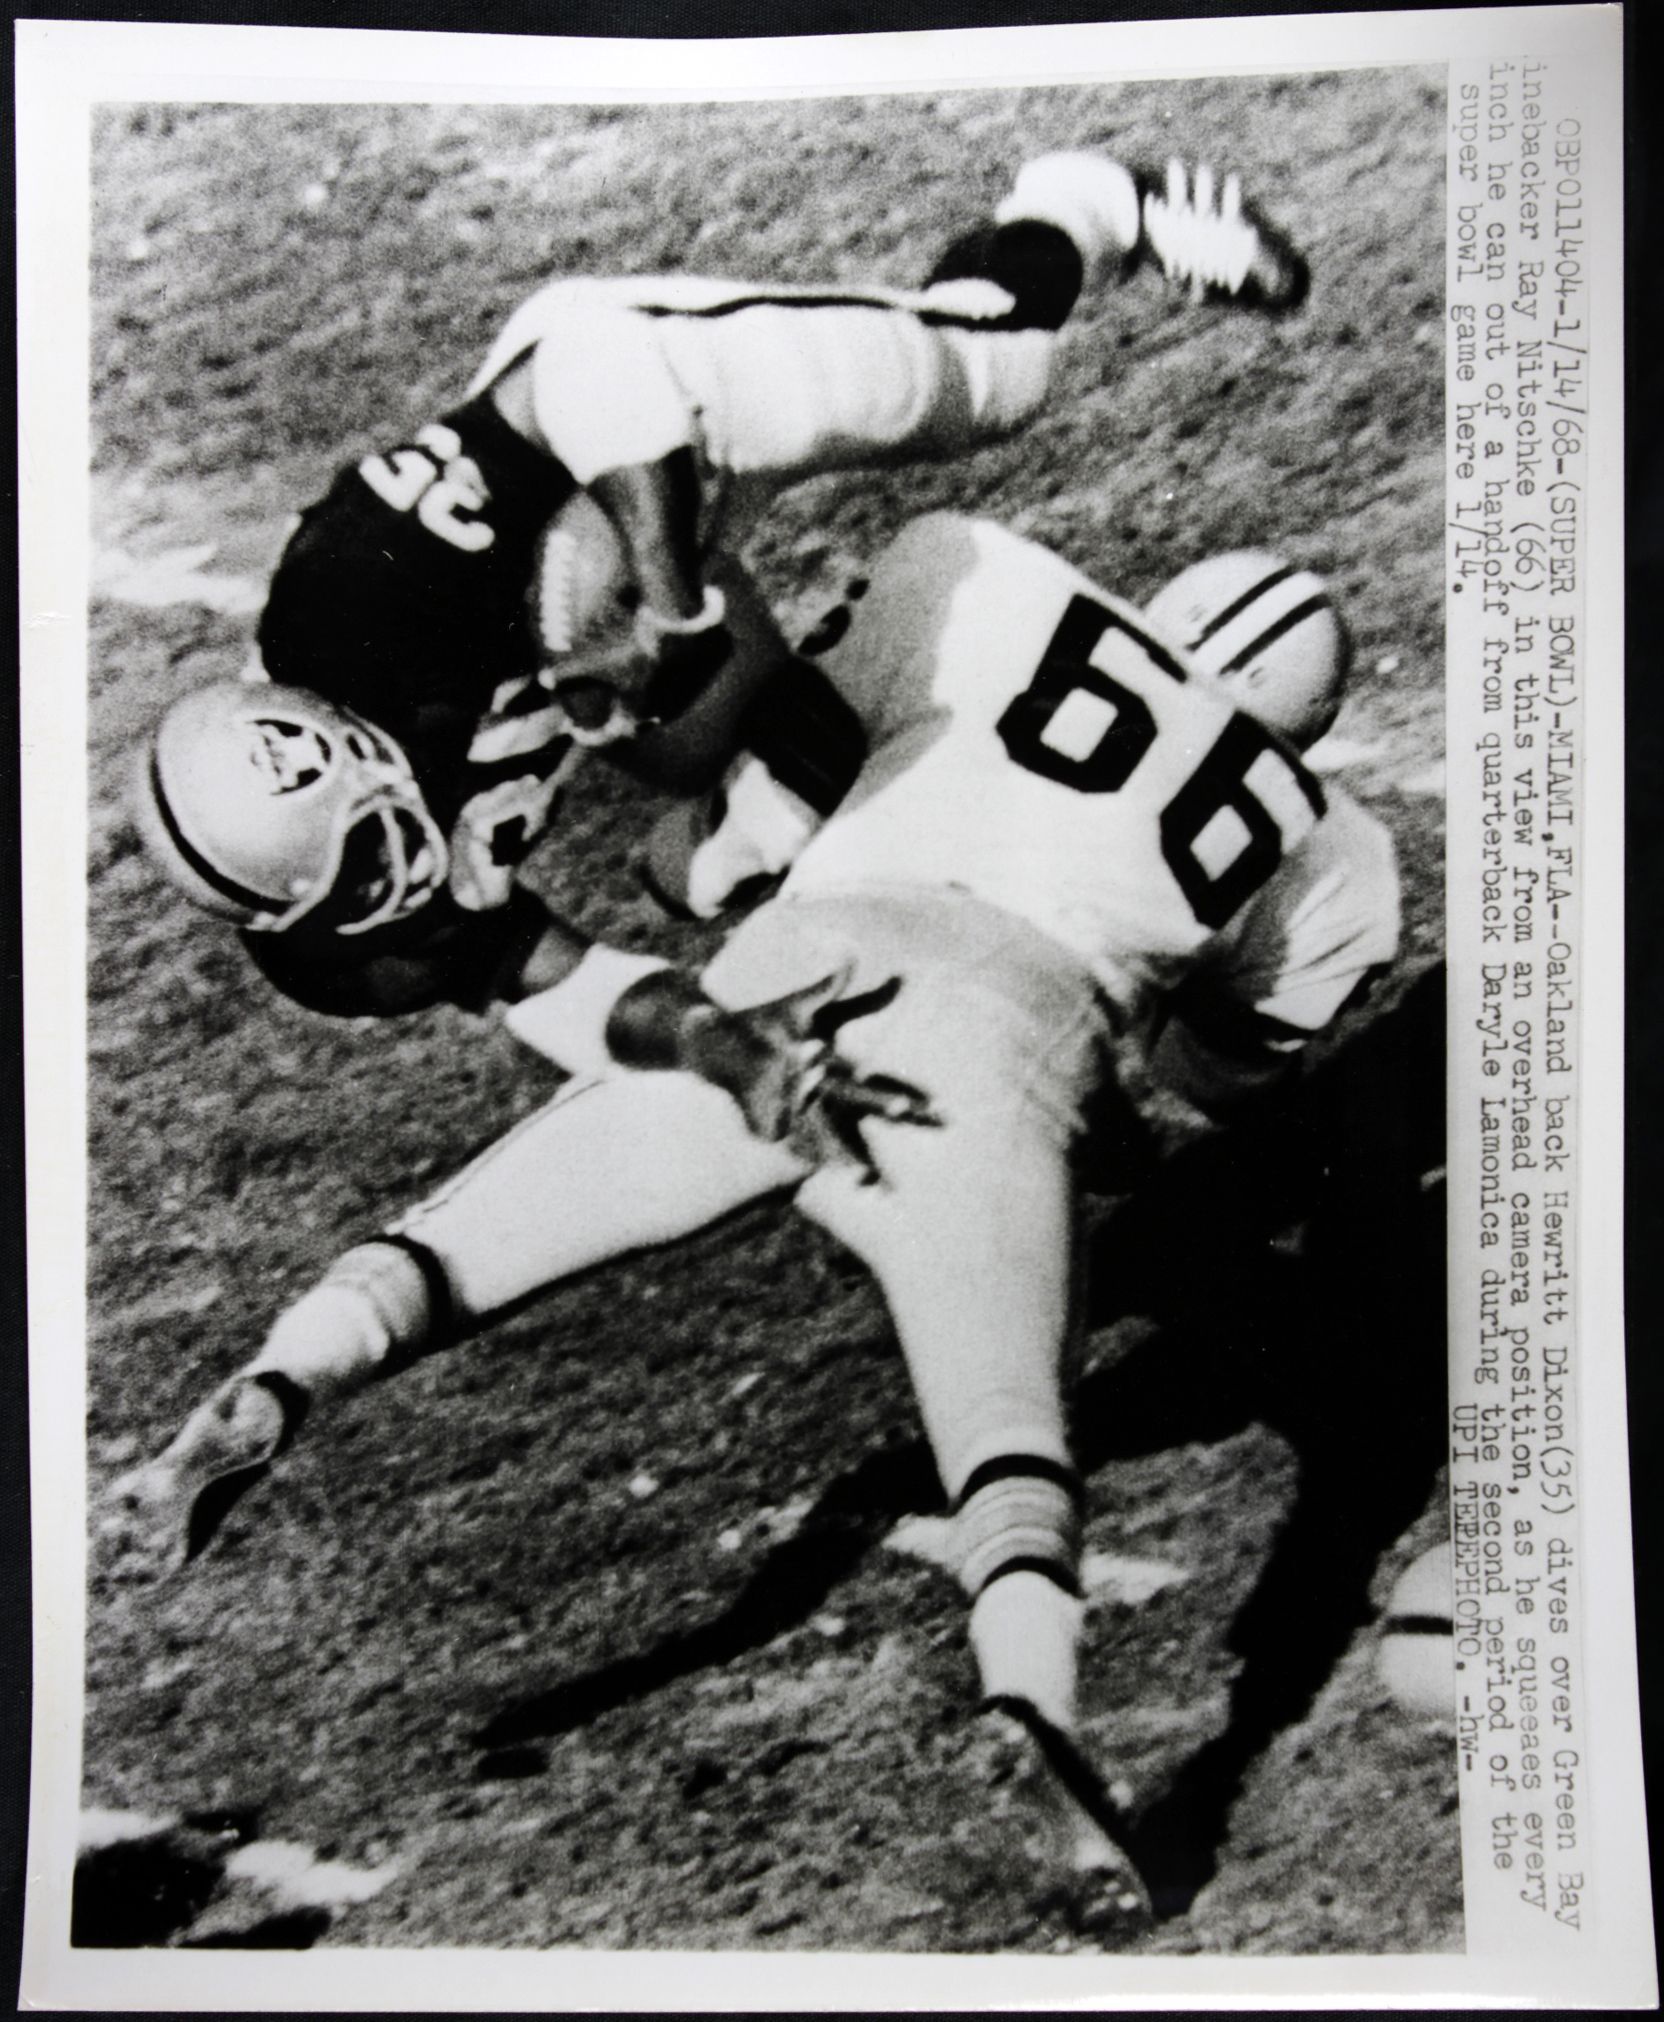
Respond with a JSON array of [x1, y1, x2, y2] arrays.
[[134, 680, 450, 937], [1143, 550, 1349, 749]]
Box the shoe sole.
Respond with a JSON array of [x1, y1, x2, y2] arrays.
[[1133, 172, 1310, 314]]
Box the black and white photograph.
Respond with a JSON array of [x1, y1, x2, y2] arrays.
[[12, 8, 1649, 2008]]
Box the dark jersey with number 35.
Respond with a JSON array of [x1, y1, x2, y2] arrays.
[[243, 395, 581, 1017], [257, 392, 578, 827]]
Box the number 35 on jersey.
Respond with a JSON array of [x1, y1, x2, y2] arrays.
[[358, 421, 495, 553]]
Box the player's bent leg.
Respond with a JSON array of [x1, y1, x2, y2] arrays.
[[808, 1112, 1077, 1483], [990, 148, 1307, 313], [763, 890, 1098, 1490], [102, 1072, 803, 1586], [523, 303, 699, 487], [918, 152, 1155, 441], [991, 154, 1143, 290], [920, 180, 1122, 445], [775, 890, 1149, 1923]]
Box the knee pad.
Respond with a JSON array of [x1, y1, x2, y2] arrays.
[[952, 1454, 1084, 1599]]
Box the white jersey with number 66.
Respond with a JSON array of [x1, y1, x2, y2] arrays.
[[769, 513, 1395, 1037]]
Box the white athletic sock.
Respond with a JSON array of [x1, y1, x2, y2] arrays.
[[248, 1242, 435, 1399], [970, 1569, 1085, 1737], [996, 154, 1142, 275]]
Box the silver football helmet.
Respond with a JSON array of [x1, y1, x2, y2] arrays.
[[134, 680, 450, 936], [1143, 550, 1349, 749]]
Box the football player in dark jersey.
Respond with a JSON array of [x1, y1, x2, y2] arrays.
[[105, 518, 1385, 1936], [134, 156, 1305, 1022]]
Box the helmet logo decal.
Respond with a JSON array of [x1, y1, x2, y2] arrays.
[[138, 679, 450, 937], [246, 717, 334, 796]]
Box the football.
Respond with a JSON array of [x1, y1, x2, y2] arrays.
[[1377, 1542, 1456, 1721], [532, 490, 637, 659], [82, 73, 1459, 1955]]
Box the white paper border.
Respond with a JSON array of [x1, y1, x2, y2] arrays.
[[15, 7, 1647, 2010]]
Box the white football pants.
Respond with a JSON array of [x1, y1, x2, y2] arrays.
[[394, 888, 1108, 1500], [531, 292, 1057, 507]]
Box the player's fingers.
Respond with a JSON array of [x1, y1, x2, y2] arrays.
[[820, 1064, 942, 1128], [810, 972, 903, 1040], [865, 1071, 941, 1125], [750, 962, 856, 1042], [813, 1098, 885, 1184]]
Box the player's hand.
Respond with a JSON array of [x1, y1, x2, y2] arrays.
[[537, 640, 655, 748], [450, 772, 565, 911], [797, 1051, 944, 1182], [681, 967, 940, 1176]]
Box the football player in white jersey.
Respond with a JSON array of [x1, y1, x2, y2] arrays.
[[135, 158, 1306, 1024], [104, 515, 1396, 1932]]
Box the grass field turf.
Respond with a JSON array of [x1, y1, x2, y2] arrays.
[[80, 69, 1458, 1955]]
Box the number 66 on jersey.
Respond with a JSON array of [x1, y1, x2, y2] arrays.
[[654, 512, 1399, 1103]]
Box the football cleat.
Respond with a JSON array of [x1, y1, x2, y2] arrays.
[[1138, 160, 1309, 312], [96, 1376, 297, 1586], [977, 1694, 1153, 1938]]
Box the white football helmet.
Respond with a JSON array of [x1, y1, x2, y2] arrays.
[[1143, 550, 1349, 748], [134, 681, 450, 936]]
